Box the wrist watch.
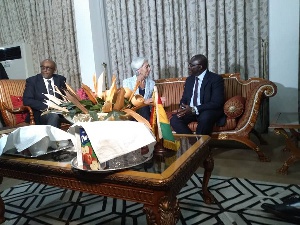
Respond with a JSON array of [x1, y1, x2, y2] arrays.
[[191, 107, 196, 115]]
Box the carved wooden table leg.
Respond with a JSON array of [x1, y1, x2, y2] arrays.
[[275, 128, 300, 174], [143, 196, 180, 225], [277, 155, 299, 175], [202, 151, 215, 204], [274, 128, 290, 152], [0, 176, 5, 224]]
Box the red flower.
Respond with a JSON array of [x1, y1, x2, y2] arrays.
[[77, 88, 89, 100]]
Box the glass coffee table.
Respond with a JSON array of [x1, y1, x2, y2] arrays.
[[0, 134, 212, 225], [269, 112, 300, 174]]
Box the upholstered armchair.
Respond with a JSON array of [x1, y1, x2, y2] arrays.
[[0, 79, 70, 131], [0, 79, 35, 127], [155, 73, 277, 162]]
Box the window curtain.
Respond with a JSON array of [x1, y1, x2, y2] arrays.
[[0, 0, 81, 89], [105, 0, 269, 132], [105, 0, 269, 84]]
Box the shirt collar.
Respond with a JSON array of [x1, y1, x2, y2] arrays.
[[43, 77, 53, 82], [196, 69, 207, 80]]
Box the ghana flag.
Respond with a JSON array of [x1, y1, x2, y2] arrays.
[[150, 86, 180, 151]]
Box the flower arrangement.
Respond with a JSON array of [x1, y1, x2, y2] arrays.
[[43, 74, 152, 130], [76, 88, 89, 100], [44, 72, 181, 152]]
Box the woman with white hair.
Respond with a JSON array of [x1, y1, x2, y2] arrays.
[[123, 56, 155, 121]]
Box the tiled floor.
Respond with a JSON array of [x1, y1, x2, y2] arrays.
[[1, 174, 298, 225], [1, 132, 299, 192], [204, 132, 300, 184]]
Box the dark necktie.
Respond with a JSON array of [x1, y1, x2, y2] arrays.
[[193, 77, 199, 106], [48, 80, 54, 95]]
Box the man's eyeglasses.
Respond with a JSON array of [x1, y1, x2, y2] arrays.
[[144, 64, 150, 69], [188, 63, 201, 67], [40, 66, 54, 71]]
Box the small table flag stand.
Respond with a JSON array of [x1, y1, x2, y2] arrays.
[[150, 86, 180, 154]]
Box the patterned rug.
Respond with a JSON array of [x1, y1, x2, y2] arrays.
[[1, 174, 299, 225]]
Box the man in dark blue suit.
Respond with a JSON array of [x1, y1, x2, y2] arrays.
[[23, 59, 67, 128], [170, 54, 225, 135]]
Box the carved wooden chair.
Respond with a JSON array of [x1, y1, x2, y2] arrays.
[[0, 79, 69, 130], [155, 73, 277, 161], [0, 79, 35, 127]]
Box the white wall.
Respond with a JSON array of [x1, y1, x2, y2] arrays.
[[269, 0, 299, 121], [73, 0, 110, 91], [73, 0, 95, 89], [89, 0, 111, 87], [0, 43, 34, 79]]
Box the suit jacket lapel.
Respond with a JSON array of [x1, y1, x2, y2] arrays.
[[200, 71, 209, 103], [52, 75, 60, 97], [37, 74, 47, 95]]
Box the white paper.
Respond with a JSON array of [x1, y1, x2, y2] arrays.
[[0, 125, 75, 155], [68, 121, 156, 163]]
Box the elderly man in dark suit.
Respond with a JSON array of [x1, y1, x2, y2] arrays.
[[170, 54, 225, 135], [23, 59, 67, 128]]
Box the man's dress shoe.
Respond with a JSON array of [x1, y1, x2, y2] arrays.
[[261, 195, 300, 224]]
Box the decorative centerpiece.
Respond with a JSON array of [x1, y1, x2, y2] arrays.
[[43, 74, 151, 130], [43, 71, 180, 172]]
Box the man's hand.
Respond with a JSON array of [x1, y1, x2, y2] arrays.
[[176, 104, 192, 118]]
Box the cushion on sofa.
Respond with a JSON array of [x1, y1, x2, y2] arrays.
[[223, 95, 246, 119], [10, 95, 28, 124]]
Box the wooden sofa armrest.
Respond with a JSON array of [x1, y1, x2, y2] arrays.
[[1, 102, 35, 125], [235, 80, 277, 131]]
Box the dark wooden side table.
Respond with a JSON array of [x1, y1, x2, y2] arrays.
[[269, 112, 300, 174]]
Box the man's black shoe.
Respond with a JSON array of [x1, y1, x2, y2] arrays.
[[261, 195, 300, 224]]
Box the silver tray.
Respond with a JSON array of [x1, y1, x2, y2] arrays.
[[4, 144, 74, 158], [71, 151, 153, 173]]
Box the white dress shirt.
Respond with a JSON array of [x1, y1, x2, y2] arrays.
[[43, 77, 55, 95], [190, 69, 206, 107]]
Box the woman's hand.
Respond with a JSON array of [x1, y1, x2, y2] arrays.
[[144, 98, 153, 105]]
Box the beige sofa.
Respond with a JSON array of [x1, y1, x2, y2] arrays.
[[155, 73, 277, 161]]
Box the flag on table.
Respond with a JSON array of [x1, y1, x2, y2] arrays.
[[150, 86, 180, 151]]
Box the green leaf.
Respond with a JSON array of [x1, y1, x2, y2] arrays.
[[68, 109, 77, 118], [89, 111, 99, 121], [55, 93, 131, 117]]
